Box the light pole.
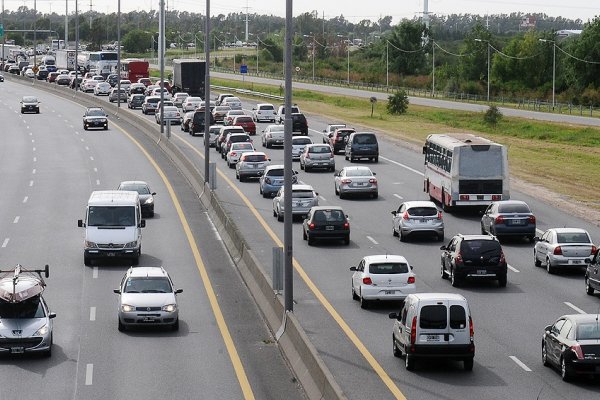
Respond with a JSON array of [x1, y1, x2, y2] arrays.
[[386, 40, 389, 87], [303, 34, 315, 81], [204, 0, 211, 185], [475, 38, 490, 103], [539, 38, 556, 110], [431, 39, 436, 97], [117, 0, 121, 108], [337, 34, 350, 84]]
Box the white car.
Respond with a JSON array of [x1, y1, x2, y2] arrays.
[[155, 105, 181, 125], [221, 96, 242, 110], [534, 228, 595, 273], [350, 254, 416, 309], [291, 136, 313, 160], [151, 87, 172, 100], [182, 96, 202, 112], [118, 79, 132, 92], [24, 68, 36, 78], [252, 103, 276, 122], [226, 142, 255, 168], [81, 79, 99, 92], [262, 124, 285, 148], [172, 92, 189, 108]]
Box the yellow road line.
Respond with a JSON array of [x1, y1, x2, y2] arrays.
[[111, 123, 255, 400], [174, 134, 407, 400]]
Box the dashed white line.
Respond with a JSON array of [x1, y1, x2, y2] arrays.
[[89, 307, 96, 321], [85, 364, 93, 385], [23, 196, 28, 203], [32, 147, 36, 152], [85, 146, 89, 151], [93, 167, 98, 172], [32, 169, 36, 174], [380, 156, 425, 177], [90, 156, 94, 161], [393, 193, 403, 200], [96, 179, 100, 186], [564, 302, 586, 314], [366, 236, 379, 245], [13, 216, 20, 224], [92, 267, 98, 279], [31, 139, 35, 143], [318, 195, 326, 201], [29, 180, 34, 187], [1, 238, 9, 248], [509, 356, 532, 372], [81, 138, 85, 142], [507, 264, 520, 273], [33, 157, 37, 162]]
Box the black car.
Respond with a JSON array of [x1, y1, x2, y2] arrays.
[[344, 132, 379, 163], [83, 107, 108, 130], [480, 200, 536, 242], [302, 206, 350, 246], [440, 234, 507, 287], [0, 73, 4, 82], [127, 94, 145, 109], [36, 69, 49, 80], [585, 250, 600, 295], [191, 110, 216, 136], [291, 113, 308, 135], [20, 96, 40, 114], [107, 73, 119, 87], [542, 314, 600, 381], [117, 181, 156, 217]]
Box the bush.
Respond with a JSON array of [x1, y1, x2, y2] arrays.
[[387, 90, 409, 115], [484, 105, 503, 126]]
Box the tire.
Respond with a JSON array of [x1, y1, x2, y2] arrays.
[[542, 343, 550, 367], [360, 293, 369, 309], [374, 156, 378, 163], [239, 175, 245, 182], [300, 162, 305, 170], [83, 125, 88, 131], [392, 335, 401, 358], [84, 256, 91, 266], [131, 256, 139, 266], [586, 276, 595, 295], [372, 192, 378, 199], [118, 318, 126, 332], [464, 358, 474, 371], [339, 190, 345, 199], [277, 211, 283, 222], [405, 353, 415, 371], [172, 319, 179, 331], [534, 251, 542, 267], [441, 265, 448, 279], [498, 273, 507, 288], [352, 283, 359, 300], [344, 153, 349, 161], [450, 268, 461, 287], [399, 230, 406, 242], [528, 235, 535, 243], [344, 236, 350, 245], [437, 232, 444, 242], [392, 226, 399, 237], [149, 211, 154, 218], [104, 125, 108, 131], [335, 184, 339, 195], [546, 258, 555, 274], [561, 358, 571, 382], [307, 235, 314, 246]]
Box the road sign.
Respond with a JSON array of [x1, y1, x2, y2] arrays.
[[0, 24, 4, 38], [240, 64, 248, 74]]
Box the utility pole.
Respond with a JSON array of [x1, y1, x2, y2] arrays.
[[65, 0, 68, 48], [283, 0, 293, 312], [243, 0, 249, 43], [75, 0, 78, 91], [33, 0, 36, 68], [204, 0, 211, 185], [117, 0, 121, 108], [159, 0, 165, 133], [89, 0, 93, 29]]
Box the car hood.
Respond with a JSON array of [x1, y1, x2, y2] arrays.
[[0, 317, 47, 337], [84, 116, 107, 120], [22, 101, 39, 106], [120, 292, 176, 307], [86, 226, 137, 243]]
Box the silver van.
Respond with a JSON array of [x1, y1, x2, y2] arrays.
[[388, 293, 474, 371]]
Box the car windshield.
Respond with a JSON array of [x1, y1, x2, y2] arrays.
[[309, 146, 331, 154], [346, 168, 373, 177], [292, 190, 315, 198], [87, 109, 105, 116], [22, 96, 37, 103], [88, 206, 136, 226], [0, 297, 45, 319], [313, 210, 345, 222], [120, 184, 150, 194], [556, 232, 591, 244], [243, 154, 267, 162], [354, 134, 377, 144], [369, 263, 409, 274], [576, 323, 600, 340], [407, 207, 438, 217], [461, 240, 501, 256], [124, 277, 172, 293], [498, 203, 530, 213]]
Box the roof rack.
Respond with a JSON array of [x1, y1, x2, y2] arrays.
[[0, 264, 49, 303]]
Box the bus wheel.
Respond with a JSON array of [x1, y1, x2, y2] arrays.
[[441, 190, 451, 212]]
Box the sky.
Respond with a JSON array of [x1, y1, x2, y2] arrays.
[[3, 0, 599, 23]]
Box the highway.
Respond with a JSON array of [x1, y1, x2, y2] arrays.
[[4, 75, 600, 400], [0, 79, 305, 400]]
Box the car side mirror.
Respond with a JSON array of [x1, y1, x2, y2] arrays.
[[48, 312, 57, 319], [349, 266, 358, 271], [78, 219, 84, 227], [293, 170, 298, 175], [410, 265, 414, 270], [388, 312, 400, 320], [315, 192, 319, 196], [533, 236, 540, 242], [139, 220, 146, 228], [585, 258, 592, 264], [175, 289, 183, 294], [440, 245, 447, 250], [544, 325, 552, 334], [391, 211, 397, 216], [322, 129, 326, 133], [113, 289, 121, 294], [372, 172, 376, 176], [152, 192, 157, 196]]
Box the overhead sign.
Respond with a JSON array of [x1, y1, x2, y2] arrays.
[[240, 64, 248, 74], [0, 24, 4, 38]]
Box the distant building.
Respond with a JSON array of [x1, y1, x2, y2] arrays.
[[557, 29, 582, 37], [520, 16, 536, 29]]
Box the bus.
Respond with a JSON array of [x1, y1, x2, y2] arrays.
[[86, 51, 118, 76], [120, 58, 149, 82], [423, 133, 509, 210]]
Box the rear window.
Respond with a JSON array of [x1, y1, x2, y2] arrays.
[[346, 168, 373, 177], [293, 138, 312, 145], [407, 207, 438, 217], [243, 154, 267, 162], [236, 117, 253, 123], [292, 190, 315, 198], [353, 134, 377, 145], [233, 143, 253, 150], [420, 305, 447, 329], [230, 135, 250, 143], [460, 240, 501, 256], [147, 98, 160, 104], [576, 323, 600, 340], [449, 305, 467, 329], [259, 105, 275, 110], [368, 262, 409, 274], [313, 209, 345, 222], [309, 146, 331, 154], [497, 203, 530, 213], [266, 168, 284, 177], [556, 232, 591, 244]]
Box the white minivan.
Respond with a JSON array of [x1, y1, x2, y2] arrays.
[[388, 293, 474, 371], [78, 191, 145, 266]]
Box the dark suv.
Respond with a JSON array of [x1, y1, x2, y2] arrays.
[[291, 113, 308, 135], [440, 234, 507, 287], [191, 110, 216, 136], [345, 132, 379, 162], [329, 128, 356, 154]]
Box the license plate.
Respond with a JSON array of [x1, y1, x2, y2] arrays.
[[384, 290, 395, 295], [509, 219, 525, 225], [426, 335, 441, 342], [107, 252, 115, 257], [11, 347, 24, 354], [142, 317, 155, 322], [326, 226, 334, 231], [569, 260, 582, 264], [477, 269, 487, 275]]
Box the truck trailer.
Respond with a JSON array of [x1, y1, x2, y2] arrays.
[[172, 59, 206, 98]]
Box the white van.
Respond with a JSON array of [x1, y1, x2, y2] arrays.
[[77, 191, 145, 266], [388, 293, 474, 371]]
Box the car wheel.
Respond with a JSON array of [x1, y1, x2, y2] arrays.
[[534, 251, 542, 267], [83, 125, 88, 131], [374, 156, 379, 163], [464, 358, 474, 371], [561, 357, 571, 382], [586, 276, 595, 295], [43, 339, 53, 358], [437, 232, 444, 242], [528, 235, 535, 243], [277, 210, 283, 222], [450, 268, 461, 287], [307, 235, 314, 246], [172, 318, 180, 331], [542, 343, 550, 367], [498, 273, 507, 288], [352, 283, 359, 300], [118, 318, 126, 332], [360, 292, 369, 309], [441, 264, 447, 279], [392, 226, 398, 237], [372, 192, 378, 199], [392, 335, 401, 358], [399, 230, 406, 242], [339, 190, 345, 199], [84, 256, 91, 266], [149, 211, 154, 218], [405, 353, 415, 371], [104, 125, 108, 131], [344, 236, 350, 245], [335, 184, 339, 195], [305, 166, 311, 172], [131, 256, 139, 266], [546, 257, 555, 274]]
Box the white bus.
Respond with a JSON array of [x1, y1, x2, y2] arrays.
[[423, 133, 510, 210], [86, 51, 118, 76]]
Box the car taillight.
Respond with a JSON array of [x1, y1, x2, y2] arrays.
[[495, 215, 504, 224], [341, 179, 352, 184], [407, 276, 415, 284], [469, 316, 474, 343], [492, 195, 502, 201], [528, 215, 536, 224], [437, 211, 443, 220], [343, 222, 350, 230], [554, 246, 563, 255], [403, 212, 409, 220], [308, 223, 315, 230], [591, 245, 597, 255], [230, 152, 237, 156], [571, 344, 584, 359], [499, 251, 506, 265], [455, 251, 463, 265], [369, 178, 377, 184], [460, 194, 469, 201], [410, 316, 417, 345], [362, 277, 372, 285]]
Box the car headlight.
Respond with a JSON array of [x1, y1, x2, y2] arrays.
[[162, 304, 177, 313], [33, 324, 49, 336], [85, 240, 98, 248], [144, 197, 154, 204], [125, 241, 138, 248], [121, 304, 135, 312]]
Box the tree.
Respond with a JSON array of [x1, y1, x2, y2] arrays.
[[388, 20, 428, 76], [387, 90, 409, 115], [461, 23, 492, 82], [565, 17, 600, 91], [122, 29, 152, 53], [484, 105, 502, 126]]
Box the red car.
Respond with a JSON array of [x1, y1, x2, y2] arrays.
[[232, 115, 257, 135]]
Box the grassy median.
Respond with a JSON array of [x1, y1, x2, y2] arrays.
[[213, 77, 600, 210]]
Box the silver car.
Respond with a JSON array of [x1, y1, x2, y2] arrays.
[[392, 200, 444, 242], [208, 125, 221, 147], [272, 184, 319, 221], [299, 144, 335, 172], [236, 151, 270, 181], [291, 136, 313, 160], [155, 105, 181, 125], [114, 266, 182, 331], [534, 228, 596, 274], [262, 124, 285, 148], [334, 166, 378, 199]]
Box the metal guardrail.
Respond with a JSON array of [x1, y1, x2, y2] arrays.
[[212, 84, 284, 101]]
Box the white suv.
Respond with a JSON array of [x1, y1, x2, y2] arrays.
[[252, 103, 276, 122]]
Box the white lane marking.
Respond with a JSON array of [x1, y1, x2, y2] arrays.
[[75, 131, 80, 135], [85, 146, 89, 151], [90, 156, 94, 161], [509, 356, 532, 372], [26, 125, 29, 129], [366, 236, 379, 245], [298, 180, 306, 185], [206, 213, 223, 242], [380, 156, 425, 177], [23, 196, 28, 203], [13, 216, 20, 224], [319, 195, 326, 201], [32, 147, 36, 152], [31, 139, 34, 143], [33, 157, 37, 162], [96, 179, 100, 186], [1, 238, 9, 248], [393, 193, 403, 200], [93, 167, 98, 172], [32, 169, 36, 174], [92, 267, 98, 279], [81, 138, 85, 142], [85, 364, 93, 385], [564, 302, 586, 314], [69, 125, 74, 129], [89, 307, 96, 321], [29, 180, 34, 187], [507, 264, 520, 273]]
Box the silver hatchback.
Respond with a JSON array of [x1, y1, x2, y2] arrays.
[[236, 151, 270, 181], [114, 266, 182, 331], [334, 166, 378, 199], [392, 200, 444, 242], [300, 144, 335, 172], [272, 184, 319, 221], [534, 228, 596, 274]]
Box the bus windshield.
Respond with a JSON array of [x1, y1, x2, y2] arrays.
[[458, 146, 503, 178]]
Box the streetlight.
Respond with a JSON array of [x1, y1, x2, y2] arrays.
[[474, 38, 490, 103], [431, 39, 435, 97], [303, 34, 315, 81], [337, 34, 350, 85], [194, 31, 203, 58], [539, 38, 556, 110], [386, 39, 389, 87]]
